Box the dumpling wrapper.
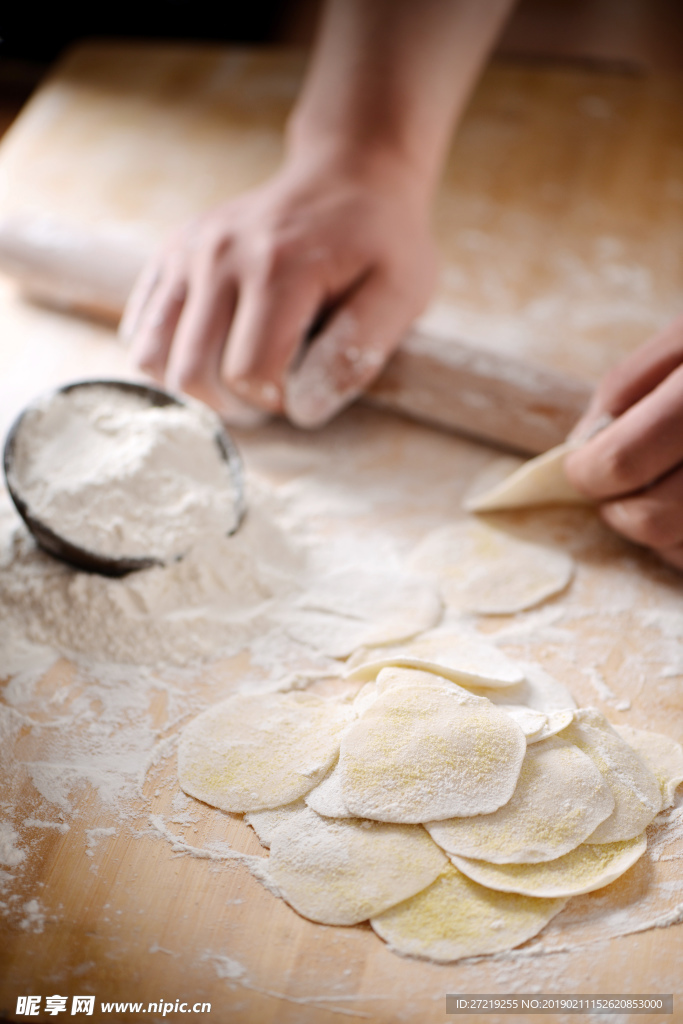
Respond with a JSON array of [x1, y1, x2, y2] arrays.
[[178, 692, 353, 812], [426, 736, 614, 863], [452, 834, 647, 897], [338, 667, 526, 823], [615, 724, 683, 810], [267, 805, 448, 925], [344, 631, 525, 688], [500, 706, 575, 743], [409, 521, 574, 615], [279, 567, 442, 657], [464, 442, 590, 512], [245, 801, 306, 848], [305, 763, 352, 819], [559, 709, 662, 843], [371, 864, 567, 963]]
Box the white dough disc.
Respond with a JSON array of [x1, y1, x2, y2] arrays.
[[408, 521, 574, 615], [499, 706, 548, 740], [279, 567, 442, 657], [305, 763, 353, 819], [559, 709, 662, 843], [267, 805, 447, 925], [245, 801, 306, 848], [486, 663, 577, 714], [426, 736, 614, 863], [178, 692, 353, 812], [464, 442, 590, 512], [371, 864, 567, 962], [338, 667, 526, 823], [615, 724, 683, 810], [344, 631, 525, 688], [452, 834, 647, 897]]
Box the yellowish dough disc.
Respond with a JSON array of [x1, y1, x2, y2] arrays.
[[267, 805, 448, 925], [338, 667, 526, 823], [559, 709, 662, 843], [408, 521, 574, 615], [464, 442, 590, 512], [615, 724, 683, 810], [178, 692, 353, 812], [371, 864, 567, 962], [305, 763, 353, 818], [426, 736, 614, 863], [245, 801, 306, 848], [344, 630, 525, 688], [452, 834, 647, 897]]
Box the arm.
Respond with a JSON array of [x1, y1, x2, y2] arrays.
[[122, 0, 515, 426], [565, 314, 683, 570]]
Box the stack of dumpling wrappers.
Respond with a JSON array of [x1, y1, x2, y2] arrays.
[[178, 633, 683, 962]]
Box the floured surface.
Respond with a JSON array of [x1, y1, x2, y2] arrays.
[[409, 520, 574, 614], [2, 46, 683, 1019]]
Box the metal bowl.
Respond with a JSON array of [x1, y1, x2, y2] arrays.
[[3, 379, 246, 577]]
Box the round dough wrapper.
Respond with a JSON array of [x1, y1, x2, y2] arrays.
[[559, 709, 662, 843], [345, 631, 525, 688], [452, 834, 647, 897], [339, 667, 526, 823], [480, 663, 577, 715], [245, 801, 306, 849], [178, 692, 353, 812], [426, 736, 614, 863], [268, 805, 448, 925], [615, 724, 683, 810], [280, 568, 442, 657], [464, 442, 590, 512], [499, 705, 548, 740], [305, 764, 353, 819], [408, 521, 574, 614], [371, 864, 567, 963]]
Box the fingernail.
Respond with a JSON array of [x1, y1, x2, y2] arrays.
[[567, 412, 615, 444]]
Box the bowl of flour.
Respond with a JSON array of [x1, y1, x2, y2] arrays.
[[3, 380, 245, 575]]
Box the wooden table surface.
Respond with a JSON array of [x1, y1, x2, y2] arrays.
[[0, 43, 681, 1024]]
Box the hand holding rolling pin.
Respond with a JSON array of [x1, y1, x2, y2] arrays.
[[122, 0, 683, 569]]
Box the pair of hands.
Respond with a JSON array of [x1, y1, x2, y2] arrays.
[[121, 161, 683, 572]]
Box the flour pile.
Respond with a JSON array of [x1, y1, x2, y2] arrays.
[[177, 660, 682, 962], [7, 384, 242, 562]]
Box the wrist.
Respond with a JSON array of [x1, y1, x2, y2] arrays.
[[283, 122, 436, 209]]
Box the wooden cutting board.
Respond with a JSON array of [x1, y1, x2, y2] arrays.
[[2, 41, 682, 453], [0, 43, 682, 1024]]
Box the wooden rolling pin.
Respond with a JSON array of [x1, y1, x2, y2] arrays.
[[0, 214, 591, 454]]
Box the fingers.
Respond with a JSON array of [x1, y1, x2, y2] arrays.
[[284, 271, 407, 428], [565, 363, 683, 500], [570, 312, 683, 436], [126, 262, 187, 382], [223, 265, 324, 412], [599, 463, 683, 561]]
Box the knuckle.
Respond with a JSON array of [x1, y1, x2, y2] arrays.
[[600, 441, 641, 492]]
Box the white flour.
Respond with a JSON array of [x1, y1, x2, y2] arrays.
[[7, 385, 242, 561]]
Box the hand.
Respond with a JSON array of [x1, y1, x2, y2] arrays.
[[121, 155, 437, 427], [565, 313, 683, 570]]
